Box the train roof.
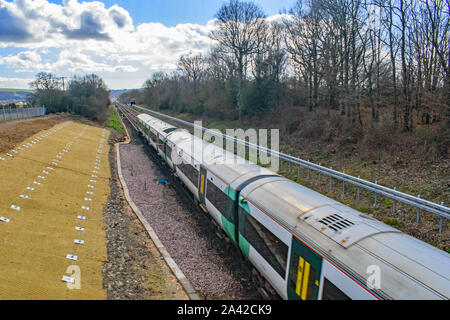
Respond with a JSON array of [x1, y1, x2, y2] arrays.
[[137, 113, 157, 123], [137, 110, 450, 299], [167, 130, 277, 187], [142, 114, 273, 185], [240, 177, 450, 299], [138, 113, 177, 135]]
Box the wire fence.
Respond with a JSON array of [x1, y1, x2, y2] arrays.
[[0, 107, 46, 122], [117, 102, 449, 233]]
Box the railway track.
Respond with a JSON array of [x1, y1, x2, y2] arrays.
[[115, 101, 450, 300], [116, 103, 277, 300]]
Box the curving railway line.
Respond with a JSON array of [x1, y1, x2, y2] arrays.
[[115, 102, 450, 300]]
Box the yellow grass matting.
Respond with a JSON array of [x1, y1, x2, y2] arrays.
[[0, 121, 110, 300]]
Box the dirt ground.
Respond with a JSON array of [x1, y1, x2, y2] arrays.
[[0, 121, 110, 299], [119, 142, 260, 299], [0, 114, 190, 300], [103, 133, 189, 300], [0, 113, 103, 154]]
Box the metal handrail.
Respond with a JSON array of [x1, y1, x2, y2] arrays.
[[120, 103, 449, 223]]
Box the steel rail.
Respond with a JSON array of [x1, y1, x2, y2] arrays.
[[118, 102, 449, 222], [116, 103, 139, 132]]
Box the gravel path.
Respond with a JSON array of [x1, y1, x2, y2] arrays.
[[119, 140, 261, 300], [102, 130, 188, 300]]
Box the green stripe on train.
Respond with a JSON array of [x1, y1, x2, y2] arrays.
[[163, 138, 167, 162], [221, 215, 236, 243], [225, 187, 236, 201], [238, 196, 250, 213], [238, 234, 250, 257]]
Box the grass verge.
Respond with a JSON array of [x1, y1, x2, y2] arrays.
[[105, 106, 125, 133]]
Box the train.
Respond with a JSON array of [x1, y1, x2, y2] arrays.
[[131, 111, 449, 300]]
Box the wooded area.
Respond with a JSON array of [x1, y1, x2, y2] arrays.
[[29, 72, 110, 122], [121, 0, 449, 154]]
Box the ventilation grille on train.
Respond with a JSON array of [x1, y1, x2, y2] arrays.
[[319, 214, 354, 232]]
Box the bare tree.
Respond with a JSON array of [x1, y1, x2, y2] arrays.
[[284, 0, 324, 112], [210, 0, 268, 119], [138, 0, 449, 136], [380, 0, 400, 128], [30, 72, 61, 91], [177, 53, 206, 88], [421, 0, 450, 128]]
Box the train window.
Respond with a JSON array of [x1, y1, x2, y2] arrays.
[[166, 144, 173, 161], [321, 278, 350, 300], [206, 181, 229, 219], [241, 209, 288, 278], [178, 162, 199, 187], [163, 127, 178, 134], [149, 129, 158, 142]]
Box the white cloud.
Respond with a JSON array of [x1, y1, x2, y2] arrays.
[[0, 1, 235, 89], [0, 50, 49, 72], [53, 49, 139, 73]]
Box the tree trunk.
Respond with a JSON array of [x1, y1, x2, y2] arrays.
[[237, 57, 244, 120], [447, 65, 450, 129]]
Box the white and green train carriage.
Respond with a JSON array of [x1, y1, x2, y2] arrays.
[[237, 178, 449, 300], [135, 111, 450, 300], [137, 114, 179, 162]]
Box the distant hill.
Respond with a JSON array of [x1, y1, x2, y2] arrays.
[[109, 89, 132, 99], [0, 88, 133, 103], [0, 88, 34, 103]]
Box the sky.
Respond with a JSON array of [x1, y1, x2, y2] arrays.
[[0, 0, 295, 90]]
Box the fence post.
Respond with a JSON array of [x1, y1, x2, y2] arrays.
[[439, 202, 445, 233], [318, 163, 321, 184], [374, 181, 378, 206], [307, 161, 310, 179], [329, 167, 333, 191], [416, 195, 421, 223], [356, 176, 361, 200], [392, 187, 397, 213], [342, 170, 345, 194]]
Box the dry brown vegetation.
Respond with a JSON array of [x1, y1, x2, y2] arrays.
[[149, 105, 449, 251]]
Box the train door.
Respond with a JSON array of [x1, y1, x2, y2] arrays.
[[163, 139, 168, 162], [198, 165, 207, 204], [287, 236, 323, 300]]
